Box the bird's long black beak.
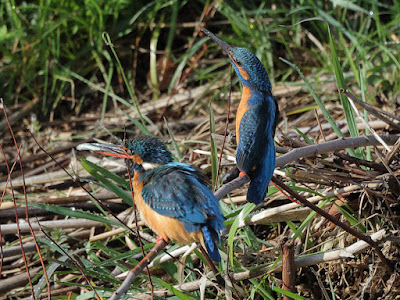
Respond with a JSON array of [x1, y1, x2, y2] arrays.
[[201, 27, 235, 61], [77, 142, 131, 159]]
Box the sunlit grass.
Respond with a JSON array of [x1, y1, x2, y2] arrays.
[[2, 0, 400, 298]]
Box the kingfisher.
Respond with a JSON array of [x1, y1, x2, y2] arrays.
[[201, 27, 279, 205], [77, 135, 225, 262]]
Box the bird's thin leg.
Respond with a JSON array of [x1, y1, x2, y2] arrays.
[[156, 236, 168, 244], [238, 170, 247, 177]]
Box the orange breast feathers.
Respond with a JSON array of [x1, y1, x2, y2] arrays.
[[131, 172, 204, 245], [236, 85, 251, 144]]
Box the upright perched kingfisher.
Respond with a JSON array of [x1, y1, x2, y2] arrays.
[[78, 136, 225, 262], [201, 27, 279, 204]]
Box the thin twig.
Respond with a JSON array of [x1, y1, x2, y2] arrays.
[[126, 167, 154, 296], [38, 224, 101, 300], [243, 182, 380, 226], [198, 245, 224, 285], [6, 123, 51, 299], [110, 239, 167, 300], [1, 218, 105, 234], [271, 176, 393, 272], [1, 100, 36, 299], [214, 64, 232, 191], [341, 89, 400, 130], [345, 90, 391, 151], [276, 134, 400, 168]]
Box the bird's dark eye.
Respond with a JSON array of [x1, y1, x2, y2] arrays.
[[235, 58, 242, 67]]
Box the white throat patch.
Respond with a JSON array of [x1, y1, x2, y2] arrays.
[[141, 162, 160, 170]]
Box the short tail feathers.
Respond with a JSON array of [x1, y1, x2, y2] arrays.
[[246, 147, 275, 204], [246, 172, 270, 204], [201, 225, 221, 262]]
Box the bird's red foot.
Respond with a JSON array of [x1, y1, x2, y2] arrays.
[[239, 171, 247, 177], [156, 236, 169, 244]]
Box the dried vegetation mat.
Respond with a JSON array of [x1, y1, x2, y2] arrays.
[[1, 80, 400, 299]]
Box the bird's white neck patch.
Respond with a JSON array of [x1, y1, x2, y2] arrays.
[[141, 162, 160, 170]]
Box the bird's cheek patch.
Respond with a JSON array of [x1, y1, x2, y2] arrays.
[[131, 154, 143, 165], [238, 67, 250, 80]]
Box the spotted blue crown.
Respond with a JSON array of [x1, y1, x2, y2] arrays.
[[126, 136, 173, 164], [230, 47, 272, 93]]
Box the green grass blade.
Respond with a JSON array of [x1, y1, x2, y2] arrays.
[[328, 29, 358, 139], [120, 110, 152, 136], [150, 18, 161, 100], [81, 159, 133, 206], [151, 277, 194, 299], [164, 118, 183, 161], [293, 198, 330, 240], [272, 286, 306, 300], [228, 202, 255, 266], [102, 32, 146, 126], [209, 103, 218, 187], [279, 59, 343, 136], [26, 202, 122, 227], [81, 159, 130, 189]]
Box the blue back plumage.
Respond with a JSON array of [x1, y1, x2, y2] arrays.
[[203, 28, 279, 205], [231, 48, 279, 204], [246, 134, 276, 204], [236, 93, 278, 204], [139, 163, 224, 261]]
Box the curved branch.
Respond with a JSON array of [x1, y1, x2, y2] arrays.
[[214, 134, 400, 200], [276, 134, 399, 168]]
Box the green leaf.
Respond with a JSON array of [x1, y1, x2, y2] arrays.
[[272, 286, 306, 300], [242, 226, 260, 251], [209, 103, 218, 187], [228, 202, 255, 266], [165, 118, 183, 161], [82, 159, 129, 189], [249, 278, 274, 299], [81, 159, 133, 206], [279, 58, 345, 140], [294, 127, 314, 145], [152, 277, 194, 299], [328, 28, 359, 140], [120, 110, 152, 136], [334, 202, 366, 232], [26, 202, 122, 227], [293, 198, 331, 240]]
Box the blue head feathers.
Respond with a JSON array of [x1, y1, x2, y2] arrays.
[[126, 136, 173, 164], [201, 27, 272, 93], [230, 47, 272, 93]]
